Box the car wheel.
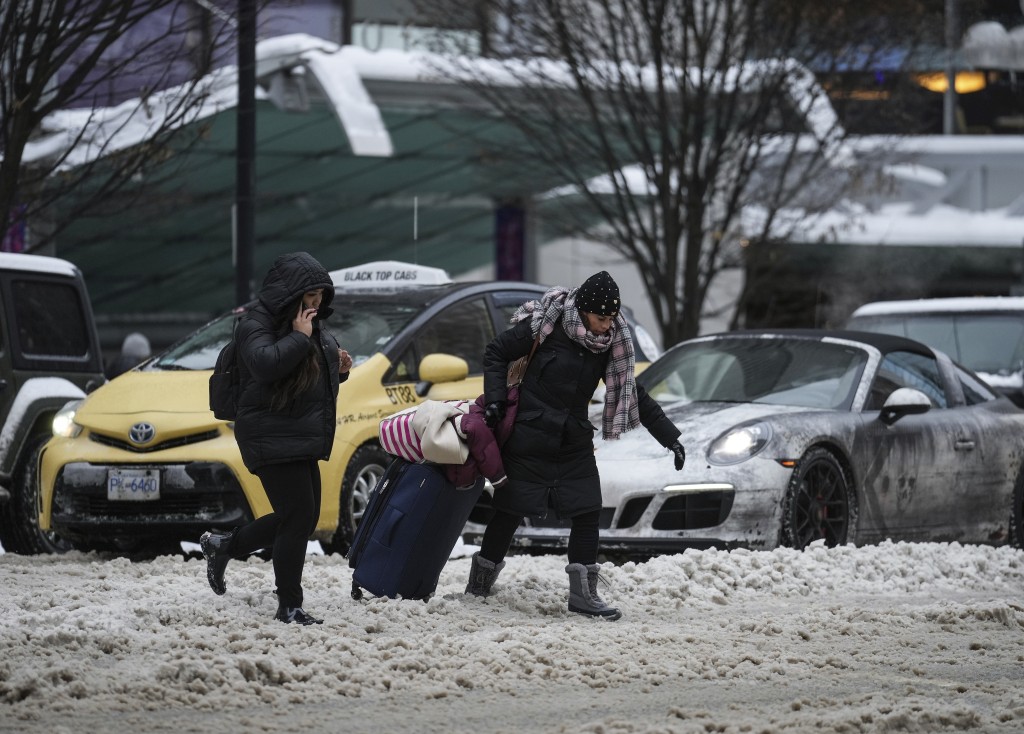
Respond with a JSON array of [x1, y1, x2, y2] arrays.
[[323, 443, 390, 555], [781, 446, 856, 550], [0, 435, 74, 555], [1011, 470, 1024, 550]]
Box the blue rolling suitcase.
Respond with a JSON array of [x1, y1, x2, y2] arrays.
[[347, 458, 484, 600]]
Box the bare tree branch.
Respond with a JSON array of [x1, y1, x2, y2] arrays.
[[413, 0, 950, 346], [0, 0, 234, 252]]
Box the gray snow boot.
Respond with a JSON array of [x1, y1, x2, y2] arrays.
[[465, 552, 506, 597], [566, 562, 622, 621]]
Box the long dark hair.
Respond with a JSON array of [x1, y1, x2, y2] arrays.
[[269, 295, 321, 411]]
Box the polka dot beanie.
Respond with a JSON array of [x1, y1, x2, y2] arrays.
[[575, 270, 620, 316]]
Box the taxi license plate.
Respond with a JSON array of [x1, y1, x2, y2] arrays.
[[107, 469, 160, 501]]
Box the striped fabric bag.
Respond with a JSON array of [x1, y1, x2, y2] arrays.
[[378, 400, 472, 465], [378, 406, 423, 463]]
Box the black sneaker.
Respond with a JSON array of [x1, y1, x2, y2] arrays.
[[199, 529, 234, 596], [275, 606, 323, 625]]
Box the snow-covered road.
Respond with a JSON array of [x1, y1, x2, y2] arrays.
[[1, 540, 1022, 733]]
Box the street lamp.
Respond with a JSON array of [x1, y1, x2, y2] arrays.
[[235, 0, 256, 305], [944, 0, 958, 135]]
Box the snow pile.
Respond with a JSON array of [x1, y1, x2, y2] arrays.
[[1, 541, 1022, 733]]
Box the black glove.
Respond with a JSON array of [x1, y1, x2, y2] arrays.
[[484, 401, 506, 428], [671, 441, 685, 471]]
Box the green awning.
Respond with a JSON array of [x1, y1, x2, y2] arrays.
[[46, 38, 602, 318]]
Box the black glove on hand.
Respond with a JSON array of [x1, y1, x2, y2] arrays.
[[484, 401, 507, 428], [671, 441, 686, 471]]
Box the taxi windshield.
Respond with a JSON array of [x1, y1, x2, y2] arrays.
[[151, 297, 424, 371]]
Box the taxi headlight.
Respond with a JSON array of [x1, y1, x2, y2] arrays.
[[52, 400, 83, 438], [707, 422, 772, 465]]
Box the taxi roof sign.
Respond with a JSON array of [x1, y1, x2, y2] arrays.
[[330, 260, 453, 288]]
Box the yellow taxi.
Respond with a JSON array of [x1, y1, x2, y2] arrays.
[[38, 262, 660, 554]]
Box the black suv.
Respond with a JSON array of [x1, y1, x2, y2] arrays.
[[0, 252, 105, 553]]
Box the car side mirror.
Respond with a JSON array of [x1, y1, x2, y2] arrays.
[[415, 353, 469, 397], [878, 387, 932, 426]]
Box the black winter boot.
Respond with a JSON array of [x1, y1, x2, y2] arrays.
[[465, 552, 506, 597], [200, 529, 236, 596], [275, 605, 323, 625], [565, 562, 622, 621]]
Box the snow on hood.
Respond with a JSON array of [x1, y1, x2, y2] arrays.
[[595, 400, 818, 463], [592, 401, 821, 493]]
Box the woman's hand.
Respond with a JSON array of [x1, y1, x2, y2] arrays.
[[338, 348, 353, 374], [293, 302, 316, 337], [484, 401, 506, 428], [670, 441, 686, 471]]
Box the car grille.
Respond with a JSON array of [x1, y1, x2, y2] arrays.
[[89, 430, 219, 453], [473, 490, 734, 534], [52, 462, 252, 530], [650, 491, 734, 530], [617, 497, 653, 528], [66, 493, 227, 517]]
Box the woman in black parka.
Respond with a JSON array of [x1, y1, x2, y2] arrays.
[[465, 271, 686, 620], [200, 252, 353, 625]]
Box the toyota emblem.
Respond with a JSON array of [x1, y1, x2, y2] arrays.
[[128, 422, 156, 445]]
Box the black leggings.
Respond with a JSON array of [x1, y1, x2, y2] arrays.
[[230, 459, 321, 609], [480, 508, 601, 566]]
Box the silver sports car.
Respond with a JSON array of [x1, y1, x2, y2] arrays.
[[464, 330, 1024, 556]]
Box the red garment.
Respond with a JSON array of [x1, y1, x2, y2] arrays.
[[445, 397, 509, 489]]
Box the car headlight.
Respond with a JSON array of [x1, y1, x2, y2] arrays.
[[52, 400, 83, 438], [707, 421, 772, 465]]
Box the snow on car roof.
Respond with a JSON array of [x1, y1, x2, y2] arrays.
[[696, 328, 935, 357], [851, 296, 1024, 316], [0, 252, 80, 278]]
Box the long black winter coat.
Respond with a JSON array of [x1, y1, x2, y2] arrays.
[[483, 316, 680, 519], [233, 253, 346, 472]]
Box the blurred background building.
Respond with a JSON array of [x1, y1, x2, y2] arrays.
[[6, 0, 1024, 355]]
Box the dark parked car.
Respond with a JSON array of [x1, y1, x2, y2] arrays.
[[0, 252, 105, 554]]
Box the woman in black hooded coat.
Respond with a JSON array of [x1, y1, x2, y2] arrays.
[[465, 271, 686, 620], [200, 252, 353, 625]]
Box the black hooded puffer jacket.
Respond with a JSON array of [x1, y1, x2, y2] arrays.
[[482, 317, 679, 519], [233, 252, 344, 472]]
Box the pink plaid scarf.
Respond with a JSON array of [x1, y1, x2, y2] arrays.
[[512, 286, 640, 440]]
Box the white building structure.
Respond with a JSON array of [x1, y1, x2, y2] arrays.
[[16, 31, 1024, 349]]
